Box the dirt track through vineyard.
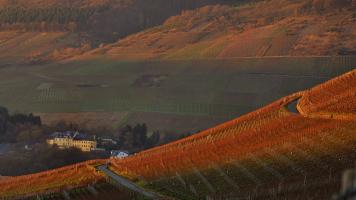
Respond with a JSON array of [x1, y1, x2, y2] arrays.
[[97, 165, 162, 200]]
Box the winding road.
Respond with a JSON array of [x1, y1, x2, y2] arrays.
[[96, 165, 161, 199]]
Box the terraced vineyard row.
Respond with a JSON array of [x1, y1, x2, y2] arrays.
[[298, 70, 356, 119], [110, 70, 356, 198], [0, 160, 105, 199], [36, 88, 66, 104], [112, 110, 356, 198], [21, 182, 132, 200], [111, 93, 298, 161], [112, 103, 356, 179], [0, 69, 354, 199], [147, 145, 353, 199]]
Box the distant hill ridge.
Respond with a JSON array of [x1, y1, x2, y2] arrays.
[[80, 0, 355, 59], [0, 0, 247, 63], [0, 0, 239, 41], [1, 0, 353, 63]]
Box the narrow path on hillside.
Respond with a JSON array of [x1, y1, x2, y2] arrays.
[[96, 165, 161, 200], [285, 97, 301, 114]]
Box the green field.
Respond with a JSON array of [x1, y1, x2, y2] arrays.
[[0, 56, 354, 132]]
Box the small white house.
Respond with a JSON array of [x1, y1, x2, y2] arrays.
[[111, 150, 130, 159]]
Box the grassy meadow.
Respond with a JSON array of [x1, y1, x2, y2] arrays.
[[0, 56, 354, 132]]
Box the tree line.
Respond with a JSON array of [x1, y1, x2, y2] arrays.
[[0, 106, 42, 143], [0, 105, 194, 149], [0, 6, 108, 25], [118, 124, 160, 151], [0, 105, 194, 176]]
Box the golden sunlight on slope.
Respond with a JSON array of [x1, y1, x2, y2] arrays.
[[0, 31, 90, 64], [0, 160, 105, 199], [109, 69, 356, 198], [80, 0, 355, 60], [298, 70, 356, 119], [0, 69, 354, 199]]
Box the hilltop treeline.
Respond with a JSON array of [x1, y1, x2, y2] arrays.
[[0, 6, 109, 32], [0, 7, 107, 24]]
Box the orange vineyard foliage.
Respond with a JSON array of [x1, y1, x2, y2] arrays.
[[298, 70, 356, 119], [111, 70, 356, 181], [0, 69, 355, 198], [0, 160, 106, 199]]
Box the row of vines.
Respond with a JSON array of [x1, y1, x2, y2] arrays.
[[110, 71, 356, 198], [0, 160, 105, 199], [298, 69, 356, 119]]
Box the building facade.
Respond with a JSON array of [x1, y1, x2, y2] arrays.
[[47, 131, 97, 152]]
